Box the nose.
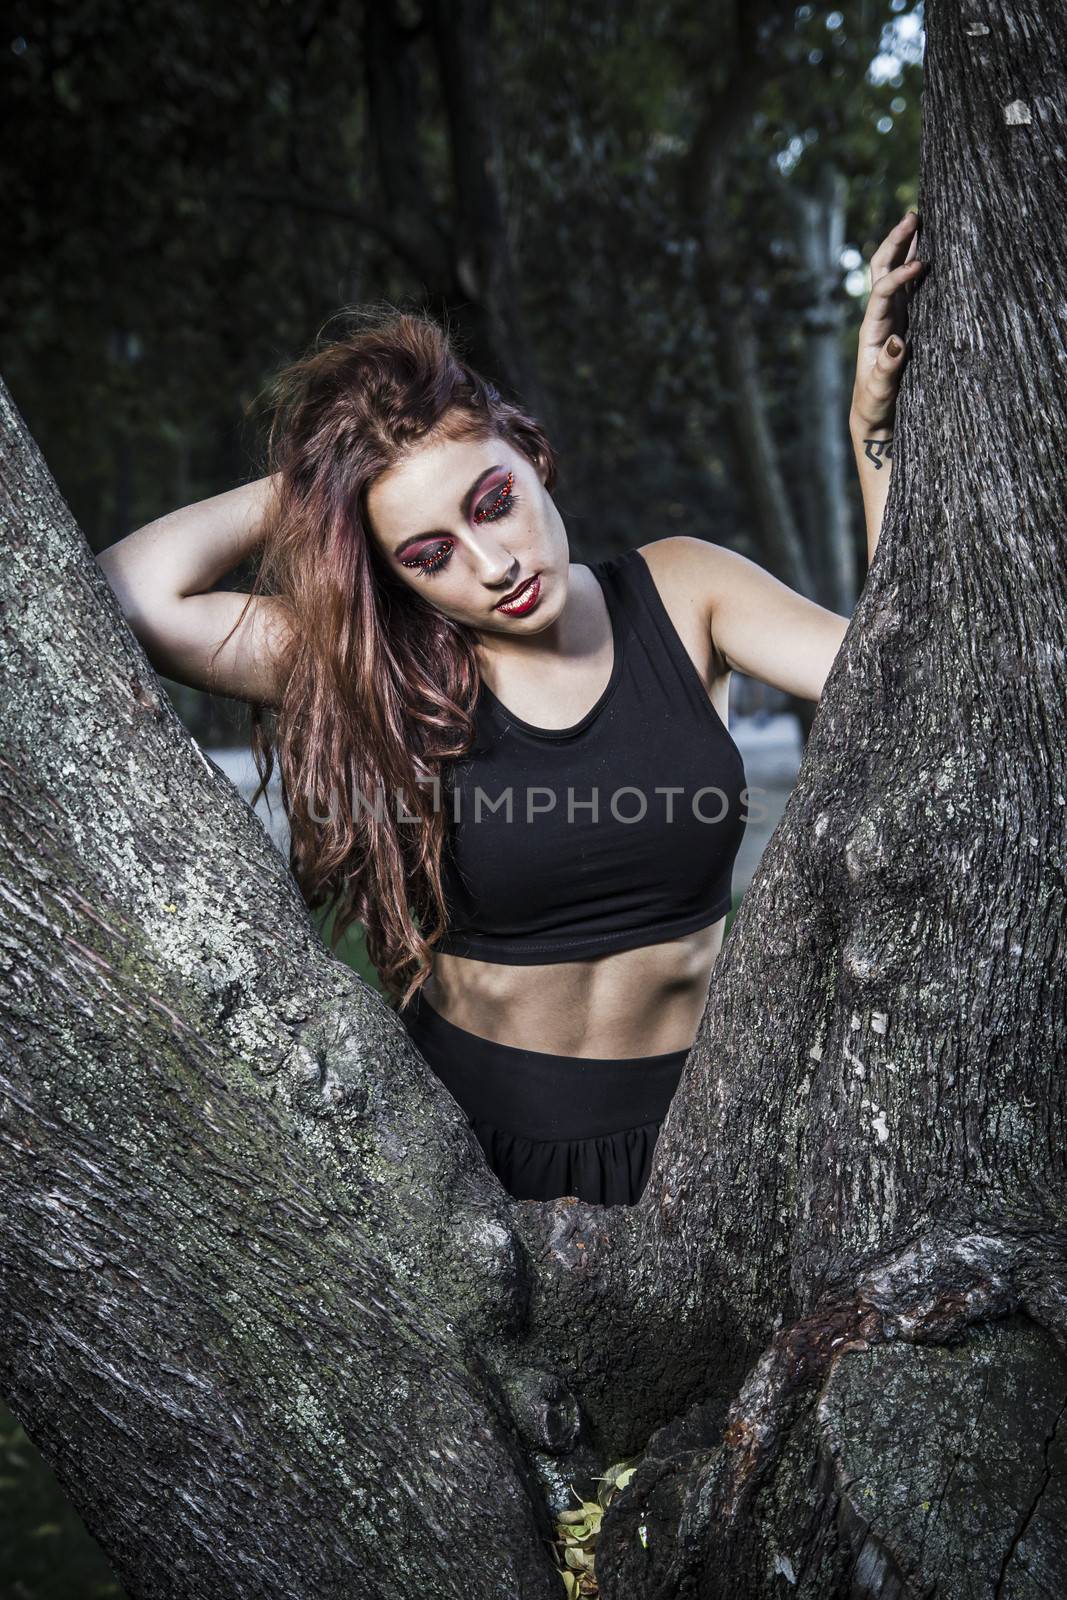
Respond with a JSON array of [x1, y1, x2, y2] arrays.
[[471, 539, 519, 591]]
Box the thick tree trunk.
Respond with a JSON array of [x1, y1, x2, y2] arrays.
[[1, 4, 1065, 1598], [0, 385, 567, 1598], [595, 2, 1067, 1591]]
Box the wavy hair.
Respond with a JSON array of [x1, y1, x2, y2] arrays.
[[213, 304, 558, 1012]]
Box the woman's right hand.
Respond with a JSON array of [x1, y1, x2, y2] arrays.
[[850, 210, 928, 435]]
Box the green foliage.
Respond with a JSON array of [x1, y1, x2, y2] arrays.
[[314, 905, 385, 994], [550, 1454, 643, 1595], [0, 1404, 127, 1599], [2, 0, 921, 569]]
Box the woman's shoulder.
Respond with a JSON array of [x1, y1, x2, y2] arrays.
[[629, 537, 721, 628], [635, 536, 850, 703], [633, 534, 721, 579]]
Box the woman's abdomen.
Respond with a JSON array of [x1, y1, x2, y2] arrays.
[[422, 918, 726, 1059]]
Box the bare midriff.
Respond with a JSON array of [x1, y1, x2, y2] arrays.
[[420, 916, 727, 1060]]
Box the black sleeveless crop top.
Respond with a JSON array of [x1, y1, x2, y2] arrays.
[[433, 547, 749, 964]]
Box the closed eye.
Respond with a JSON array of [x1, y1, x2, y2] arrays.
[[401, 481, 521, 579], [401, 539, 453, 577]]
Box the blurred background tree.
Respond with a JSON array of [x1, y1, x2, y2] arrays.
[[0, 1, 921, 1592]]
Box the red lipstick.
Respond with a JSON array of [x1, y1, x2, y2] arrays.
[[494, 573, 542, 616]]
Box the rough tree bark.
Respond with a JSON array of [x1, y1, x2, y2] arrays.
[[1, 3, 1065, 1598]]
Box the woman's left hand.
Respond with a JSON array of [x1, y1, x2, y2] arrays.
[[850, 211, 928, 433]]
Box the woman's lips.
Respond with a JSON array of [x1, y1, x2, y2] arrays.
[[495, 573, 541, 613]]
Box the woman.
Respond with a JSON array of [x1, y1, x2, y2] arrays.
[[99, 213, 924, 1208]]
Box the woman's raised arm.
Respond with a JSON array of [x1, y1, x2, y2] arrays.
[[850, 210, 928, 565], [97, 476, 295, 707]]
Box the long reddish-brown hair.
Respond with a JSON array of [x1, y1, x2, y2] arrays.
[[212, 304, 558, 1012]]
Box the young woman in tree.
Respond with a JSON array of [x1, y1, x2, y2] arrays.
[[98, 212, 925, 1208]]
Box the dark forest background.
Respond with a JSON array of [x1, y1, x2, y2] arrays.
[[0, 0, 921, 1592]]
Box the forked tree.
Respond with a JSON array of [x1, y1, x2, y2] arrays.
[[0, 2, 1064, 1595]]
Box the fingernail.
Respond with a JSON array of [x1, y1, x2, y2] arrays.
[[887, 336, 903, 357]]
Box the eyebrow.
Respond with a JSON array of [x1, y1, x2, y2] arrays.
[[391, 466, 503, 559]]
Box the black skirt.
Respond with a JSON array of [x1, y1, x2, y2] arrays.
[[399, 990, 688, 1206]]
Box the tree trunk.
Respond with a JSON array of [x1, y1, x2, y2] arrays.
[[677, 4, 818, 602], [361, 0, 558, 431], [1, 4, 1065, 1598], [786, 162, 857, 618]]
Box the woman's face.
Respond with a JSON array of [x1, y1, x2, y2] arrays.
[[366, 432, 570, 640]]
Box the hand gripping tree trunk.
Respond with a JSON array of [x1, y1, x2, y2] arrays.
[[1, 5, 1065, 1598]]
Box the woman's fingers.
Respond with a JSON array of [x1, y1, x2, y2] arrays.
[[869, 212, 919, 280], [853, 213, 923, 430], [869, 213, 924, 342], [853, 327, 910, 430], [862, 259, 926, 344]]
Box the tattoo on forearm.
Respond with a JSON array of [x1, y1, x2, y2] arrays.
[[863, 436, 894, 470]]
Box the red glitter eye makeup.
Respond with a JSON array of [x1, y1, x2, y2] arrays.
[[400, 540, 453, 577], [400, 471, 521, 578], [473, 471, 517, 526]]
